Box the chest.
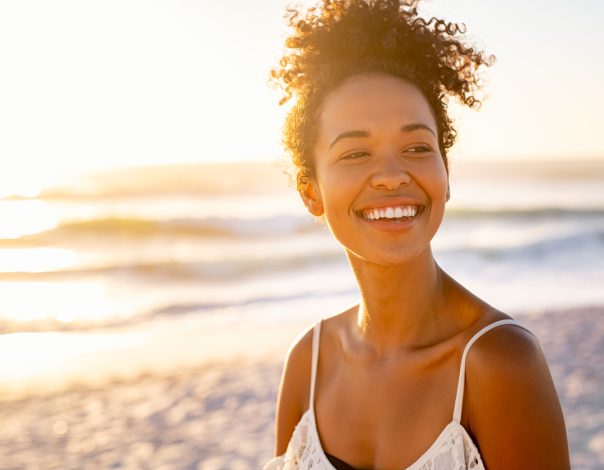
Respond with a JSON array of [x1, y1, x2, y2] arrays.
[[312, 345, 464, 468]]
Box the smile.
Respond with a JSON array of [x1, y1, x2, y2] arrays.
[[360, 204, 423, 221]]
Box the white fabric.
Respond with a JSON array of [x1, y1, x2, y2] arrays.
[[264, 318, 533, 469]]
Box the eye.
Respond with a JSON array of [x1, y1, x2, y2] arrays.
[[342, 151, 370, 160], [404, 144, 432, 155]]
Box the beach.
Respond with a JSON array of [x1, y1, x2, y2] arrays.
[[1, 0, 603, 464], [1, 305, 603, 470]]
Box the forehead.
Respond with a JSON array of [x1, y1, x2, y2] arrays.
[[317, 73, 437, 136]]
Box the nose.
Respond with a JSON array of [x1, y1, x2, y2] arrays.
[[369, 153, 411, 190]]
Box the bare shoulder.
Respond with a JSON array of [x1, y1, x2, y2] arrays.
[[282, 322, 316, 413], [465, 312, 548, 385], [273, 306, 354, 456], [464, 315, 571, 469], [273, 322, 315, 455]]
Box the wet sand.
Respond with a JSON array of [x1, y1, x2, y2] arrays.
[[0, 306, 602, 470]]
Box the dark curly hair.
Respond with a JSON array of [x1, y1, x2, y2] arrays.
[[270, 0, 494, 189]]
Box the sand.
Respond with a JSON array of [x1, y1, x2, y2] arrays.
[[0, 306, 603, 470]]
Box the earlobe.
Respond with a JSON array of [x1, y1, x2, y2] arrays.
[[297, 172, 324, 216]]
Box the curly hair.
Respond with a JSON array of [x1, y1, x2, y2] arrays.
[[270, 0, 494, 188]]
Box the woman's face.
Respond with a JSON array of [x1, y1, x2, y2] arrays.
[[300, 72, 450, 266]]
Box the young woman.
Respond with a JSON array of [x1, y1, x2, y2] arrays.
[[264, 1, 570, 468]]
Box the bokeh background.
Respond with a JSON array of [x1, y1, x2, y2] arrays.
[[0, 0, 603, 469]]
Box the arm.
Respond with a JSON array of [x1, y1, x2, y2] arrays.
[[273, 326, 314, 456], [465, 325, 570, 469]]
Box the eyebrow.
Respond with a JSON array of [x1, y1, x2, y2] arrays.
[[328, 123, 437, 149]]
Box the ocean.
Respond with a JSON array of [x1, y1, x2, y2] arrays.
[[1, 159, 603, 395]]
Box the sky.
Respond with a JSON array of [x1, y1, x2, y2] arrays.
[[0, 0, 603, 195]]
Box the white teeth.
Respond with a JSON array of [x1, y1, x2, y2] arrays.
[[361, 205, 419, 220]]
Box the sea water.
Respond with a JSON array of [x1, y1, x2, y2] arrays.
[[0, 159, 602, 394]]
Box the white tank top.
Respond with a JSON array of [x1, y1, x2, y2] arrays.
[[264, 318, 534, 470]]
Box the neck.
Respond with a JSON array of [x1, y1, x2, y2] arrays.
[[347, 246, 452, 356]]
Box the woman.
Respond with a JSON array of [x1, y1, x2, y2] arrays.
[[264, 1, 570, 468]]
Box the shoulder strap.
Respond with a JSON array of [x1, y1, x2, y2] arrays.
[[452, 319, 535, 423], [309, 319, 323, 409]]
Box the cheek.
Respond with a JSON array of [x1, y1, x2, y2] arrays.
[[428, 168, 449, 225], [428, 157, 449, 194], [321, 188, 350, 219], [318, 170, 356, 209], [435, 170, 449, 198]]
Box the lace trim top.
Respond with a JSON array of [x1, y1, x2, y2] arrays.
[[264, 317, 534, 470]]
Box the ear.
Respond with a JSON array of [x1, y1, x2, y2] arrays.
[[297, 171, 324, 216], [446, 182, 450, 202]]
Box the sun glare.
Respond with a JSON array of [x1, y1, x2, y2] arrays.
[[0, 199, 59, 239], [0, 330, 144, 391], [0, 176, 42, 199], [0, 247, 78, 273], [0, 280, 117, 324]]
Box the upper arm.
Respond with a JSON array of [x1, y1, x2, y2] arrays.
[[465, 326, 570, 469], [273, 326, 314, 456]]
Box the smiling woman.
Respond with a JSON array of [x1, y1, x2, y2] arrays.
[[264, 1, 570, 469], [308, 75, 448, 267]]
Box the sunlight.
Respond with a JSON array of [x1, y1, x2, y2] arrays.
[[0, 166, 47, 198], [0, 280, 117, 324], [0, 247, 79, 273], [0, 0, 601, 189], [0, 330, 144, 384], [0, 183, 40, 199], [0, 199, 59, 239]]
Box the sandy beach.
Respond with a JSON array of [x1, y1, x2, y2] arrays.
[[1, 305, 603, 470]]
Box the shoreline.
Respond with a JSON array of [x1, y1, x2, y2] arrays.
[[0, 305, 602, 469], [0, 316, 312, 401]]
